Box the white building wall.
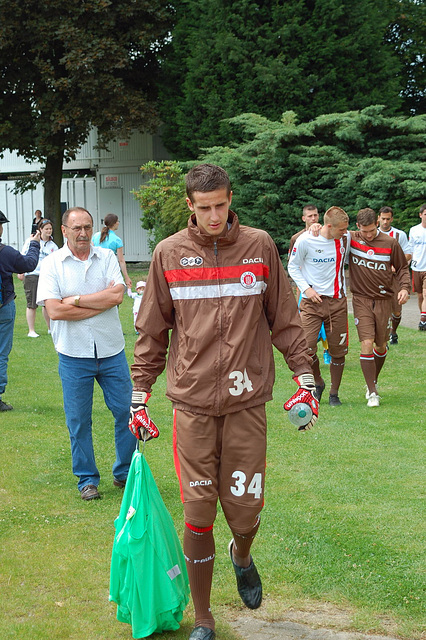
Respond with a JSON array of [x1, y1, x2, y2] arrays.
[[0, 129, 169, 260], [0, 178, 97, 250], [97, 171, 151, 262]]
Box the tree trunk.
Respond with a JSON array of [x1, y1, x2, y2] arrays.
[[44, 149, 65, 247]]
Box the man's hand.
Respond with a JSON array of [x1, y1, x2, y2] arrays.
[[30, 230, 41, 243], [283, 374, 319, 431], [307, 223, 322, 237], [128, 390, 159, 441], [397, 289, 409, 305], [305, 287, 322, 303]]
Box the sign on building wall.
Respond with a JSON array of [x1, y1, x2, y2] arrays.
[[104, 175, 120, 188]]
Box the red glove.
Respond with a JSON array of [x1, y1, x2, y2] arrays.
[[128, 390, 159, 441], [283, 374, 319, 431]]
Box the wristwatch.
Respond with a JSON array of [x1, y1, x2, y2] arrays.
[[74, 295, 81, 306]]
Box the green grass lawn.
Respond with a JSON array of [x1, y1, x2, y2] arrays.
[[0, 268, 424, 640]]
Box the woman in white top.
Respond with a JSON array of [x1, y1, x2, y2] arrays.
[[92, 213, 132, 288], [20, 219, 59, 337]]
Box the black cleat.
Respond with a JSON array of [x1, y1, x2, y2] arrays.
[[389, 333, 398, 344], [229, 539, 262, 609], [329, 394, 342, 406], [0, 400, 13, 411], [189, 627, 216, 640], [419, 321, 426, 331], [315, 381, 326, 402], [189, 627, 215, 640]]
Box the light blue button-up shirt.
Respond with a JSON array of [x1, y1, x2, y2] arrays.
[[37, 244, 125, 358]]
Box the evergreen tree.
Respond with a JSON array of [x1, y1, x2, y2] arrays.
[[386, 0, 426, 115], [132, 107, 426, 254], [200, 106, 426, 255], [159, 0, 404, 158]]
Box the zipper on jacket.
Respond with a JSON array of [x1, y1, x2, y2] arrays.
[[214, 239, 222, 415]]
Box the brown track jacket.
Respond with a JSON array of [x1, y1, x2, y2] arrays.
[[131, 211, 312, 416]]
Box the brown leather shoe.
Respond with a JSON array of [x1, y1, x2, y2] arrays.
[[113, 477, 126, 488], [80, 484, 100, 500]]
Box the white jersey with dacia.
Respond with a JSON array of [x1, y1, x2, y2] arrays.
[[288, 231, 349, 298]]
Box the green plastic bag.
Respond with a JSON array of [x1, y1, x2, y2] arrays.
[[109, 449, 190, 639]]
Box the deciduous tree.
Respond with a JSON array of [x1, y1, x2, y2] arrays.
[[0, 0, 172, 243]]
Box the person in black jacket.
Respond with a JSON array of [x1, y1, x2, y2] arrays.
[[0, 211, 40, 411]]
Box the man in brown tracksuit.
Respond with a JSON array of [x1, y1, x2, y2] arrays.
[[349, 208, 410, 407], [129, 164, 317, 640]]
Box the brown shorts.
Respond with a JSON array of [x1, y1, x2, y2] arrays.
[[412, 271, 426, 294], [23, 274, 39, 309], [173, 405, 266, 533], [352, 295, 392, 344], [299, 296, 348, 359]]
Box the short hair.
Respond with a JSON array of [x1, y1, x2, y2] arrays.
[[357, 208, 376, 226], [379, 206, 393, 215], [185, 164, 231, 201], [420, 203, 426, 214], [62, 207, 93, 225], [324, 206, 349, 226], [302, 204, 318, 215]]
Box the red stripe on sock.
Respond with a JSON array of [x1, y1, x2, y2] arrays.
[[185, 522, 214, 533]]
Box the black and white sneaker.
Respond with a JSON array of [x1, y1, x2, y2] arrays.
[[419, 321, 426, 331], [389, 333, 398, 344]]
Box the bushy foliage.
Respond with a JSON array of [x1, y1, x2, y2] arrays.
[[200, 106, 426, 254], [132, 161, 189, 251], [134, 108, 425, 256]]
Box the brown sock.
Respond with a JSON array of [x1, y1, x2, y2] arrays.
[[311, 354, 323, 386], [184, 524, 215, 630], [329, 356, 345, 396], [373, 347, 387, 382], [231, 517, 260, 568], [360, 354, 376, 394], [391, 314, 401, 333]]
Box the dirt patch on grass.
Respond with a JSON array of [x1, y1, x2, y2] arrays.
[[227, 600, 407, 640]]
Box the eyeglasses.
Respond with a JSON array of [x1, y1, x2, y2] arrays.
[[63, 224, 93, 233]]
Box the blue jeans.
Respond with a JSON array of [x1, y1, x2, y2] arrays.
[[58, 349, 135, 491], [0, 300, 16, 398]]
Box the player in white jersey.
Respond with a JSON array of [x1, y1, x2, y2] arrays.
[[408, 204, 426, 330], [288, 207, 350, 406], [377, 207, 412, 344]]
